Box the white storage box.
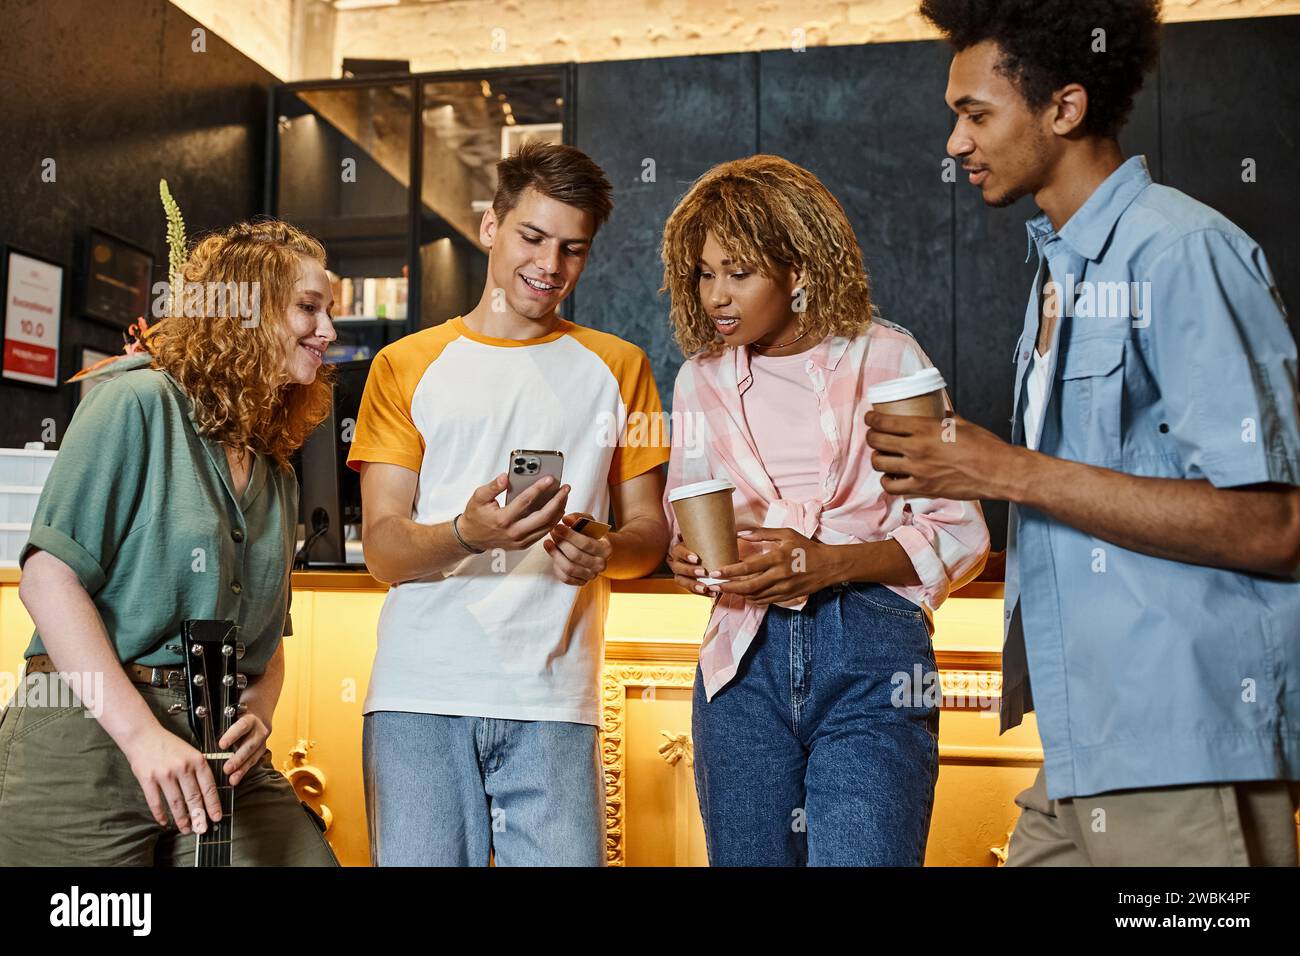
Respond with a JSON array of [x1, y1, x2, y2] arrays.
[[0, 447, 55, 567], [0, 448, 56, 486], [0, 486, 42, 524], [0, 524, 32, 568]]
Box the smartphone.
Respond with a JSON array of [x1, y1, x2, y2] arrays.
[[570, 515, 611, 540], [504, 449, 564, 515]]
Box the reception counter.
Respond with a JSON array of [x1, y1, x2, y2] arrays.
[[0, 567, 1040, 866]]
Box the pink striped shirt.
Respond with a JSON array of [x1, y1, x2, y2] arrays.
[[664, 321, 990, 700]]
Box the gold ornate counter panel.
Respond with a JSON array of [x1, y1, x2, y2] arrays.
[[0, 568, 1037, 866]]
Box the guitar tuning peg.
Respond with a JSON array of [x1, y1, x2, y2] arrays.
[[167, 702, 187, 714], [238, 703, 249, 714], [165, 643, 181, 653], [235, 642, 246, 661], [236, 674, 248, 689], [224, 705, 237, 719]]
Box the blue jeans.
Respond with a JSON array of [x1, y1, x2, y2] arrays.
[[692, 582, 940, 866], [363, 712, 606, 866]]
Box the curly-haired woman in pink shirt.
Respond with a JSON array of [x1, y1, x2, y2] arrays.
[[661, 155, 989, 866]]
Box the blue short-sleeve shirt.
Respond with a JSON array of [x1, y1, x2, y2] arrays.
[[1002, 155, 1300, 799]]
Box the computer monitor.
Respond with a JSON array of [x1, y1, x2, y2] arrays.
[[297, 359, 369, 566]]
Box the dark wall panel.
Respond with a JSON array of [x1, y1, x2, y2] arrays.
[[759, 41, 957, 388], [0, 0, 274, 448], [1160, 15, 1300, 342], [574, 54, 758, 406]]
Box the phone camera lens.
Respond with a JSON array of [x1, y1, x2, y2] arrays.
[[513, 457, 526, 466], [513, 466, 525, 474], [526, 462, 538, 473]]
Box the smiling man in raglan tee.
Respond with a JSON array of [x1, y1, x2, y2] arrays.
[[346, 142, 671, 867]]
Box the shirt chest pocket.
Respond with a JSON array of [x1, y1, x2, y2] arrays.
[[1058, 337, 1124, 466]]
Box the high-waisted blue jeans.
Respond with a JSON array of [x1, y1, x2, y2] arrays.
[[692, 581, 940, 866]]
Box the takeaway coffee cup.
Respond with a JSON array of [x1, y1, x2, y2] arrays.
[[867, 367, 947, 418], [668, 478, 739, 584]]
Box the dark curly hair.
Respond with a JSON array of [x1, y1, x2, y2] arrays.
[[920, 0, 1161, 138]]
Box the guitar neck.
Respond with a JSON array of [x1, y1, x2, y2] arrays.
[[194, 761, 234, 867]]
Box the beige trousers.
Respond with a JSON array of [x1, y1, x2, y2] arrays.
[[1006, 767, 1300, 866]]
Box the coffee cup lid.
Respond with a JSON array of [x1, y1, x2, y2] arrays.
[[668, 478, 737, 502], [866, 367, 946, 405]]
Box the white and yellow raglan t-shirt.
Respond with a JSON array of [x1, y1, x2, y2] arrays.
[[346, 316, 668, 726]]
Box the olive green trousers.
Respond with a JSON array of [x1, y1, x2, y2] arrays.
[[0, 670, 338, 867]]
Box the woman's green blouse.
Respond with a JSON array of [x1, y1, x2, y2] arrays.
[[19, 355, 297, 675]]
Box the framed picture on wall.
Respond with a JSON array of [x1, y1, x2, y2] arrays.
[[1, 245, 64, 389], [81, 228, 154, 329]]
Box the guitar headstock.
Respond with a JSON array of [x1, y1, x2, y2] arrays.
[[181, 620, 246, 756], [179, 620, 245, 867]]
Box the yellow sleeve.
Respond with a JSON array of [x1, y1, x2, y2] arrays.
[[346, 348, 425, 474], [611, 348, 670, 485]]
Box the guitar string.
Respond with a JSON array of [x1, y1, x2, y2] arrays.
[[220, 647, 232, 866], [205, 653, 225, 867], [199, 658, 220, 867], [205, 668, 214, 867], [196, 664, 207, 868], [194, 637, 239, 866], [218, 627, 238, 868]]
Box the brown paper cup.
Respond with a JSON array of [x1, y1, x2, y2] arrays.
[[668, 479, 738, 584], [871, 390, 945, 418], [868, 368, 949, 498], [867, 367, 948, 419]]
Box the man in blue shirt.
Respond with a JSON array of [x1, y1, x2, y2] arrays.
[[867, 0, 1300, 865]]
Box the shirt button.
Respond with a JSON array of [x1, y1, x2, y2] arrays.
[[1022, 350, 1030, 361], [231, 528, 245, 543], [1158, 423, 1170, 434], [230, 581, 243, 595]]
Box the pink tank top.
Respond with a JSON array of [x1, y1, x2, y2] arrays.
[[741, 348, 823, 502]]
